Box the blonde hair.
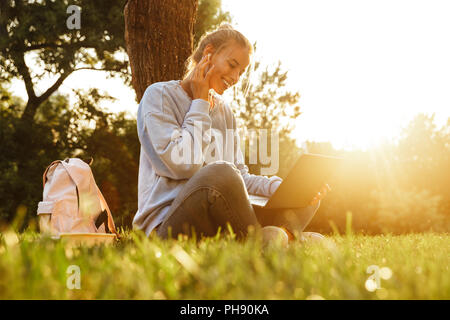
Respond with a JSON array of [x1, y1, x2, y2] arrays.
[[183, 23, 254, 83]]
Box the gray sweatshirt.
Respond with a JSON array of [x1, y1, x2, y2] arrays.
[[133, 80, 282, 236]]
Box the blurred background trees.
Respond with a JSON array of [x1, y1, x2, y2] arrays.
[[1, 0, 448, 234], [0, 0, 129, 121], [305, 113, 450, 234], [230, 58, 302, 178]]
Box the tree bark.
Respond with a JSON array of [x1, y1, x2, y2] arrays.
[[124, 0, 198, 102]]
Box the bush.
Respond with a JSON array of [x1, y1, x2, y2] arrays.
[[369, 188, 448, 234]]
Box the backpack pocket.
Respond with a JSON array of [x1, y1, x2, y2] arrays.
[[51, 198, 95, 233], [37, 201, 54, 234], [37, 201, 54, 215]]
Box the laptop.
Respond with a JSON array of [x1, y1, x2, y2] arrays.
[[249, 153, 343, 209]]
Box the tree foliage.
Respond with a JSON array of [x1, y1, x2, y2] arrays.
[[194, 0, 231, 48], [230, 58, 302, 178], [305, 113, 450, 234], [0, 0, 129, 122]]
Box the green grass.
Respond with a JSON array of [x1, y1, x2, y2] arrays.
[[0, 230, 448, 299]]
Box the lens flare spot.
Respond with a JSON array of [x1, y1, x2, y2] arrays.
[[380, 267, 393, 280], [365, 279, 378, 292], [4, 231, 19, 247]]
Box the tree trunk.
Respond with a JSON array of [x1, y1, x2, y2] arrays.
[[124, 0, 198, 102]]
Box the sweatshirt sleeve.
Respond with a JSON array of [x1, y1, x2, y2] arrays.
[[232, 116, 283, 197], [137, 84, 212, 180]]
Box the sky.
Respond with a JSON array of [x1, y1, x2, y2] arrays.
[[10, 0, 450, 150], [221, 0, 450, 149]]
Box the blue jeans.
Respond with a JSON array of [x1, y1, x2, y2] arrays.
[[156, 161, 320, 239]]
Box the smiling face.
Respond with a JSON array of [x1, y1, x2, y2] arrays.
[[203, 40, 251, 95]]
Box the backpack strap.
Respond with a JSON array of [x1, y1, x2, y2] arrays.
[[96, 186, 120, 238], [42, 160, 63, 189], [59, 159, 100, 217]]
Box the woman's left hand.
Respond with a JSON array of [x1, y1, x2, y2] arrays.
[[309, 183, 331, 206]]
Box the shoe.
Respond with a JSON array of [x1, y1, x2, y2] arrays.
[[261, 226, 289, 247], [299, 232, 325, 243]]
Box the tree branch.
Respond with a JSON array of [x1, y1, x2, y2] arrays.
[[21, 69, 72, 122], [23, 41, 102, 53], [36, 71, 72, 105], [15, 53, 36, 101], [23, 43, 61, 51], [73, 67, 129, 77]]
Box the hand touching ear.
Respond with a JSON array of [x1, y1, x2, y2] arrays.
[[189, 53, 215, 101]]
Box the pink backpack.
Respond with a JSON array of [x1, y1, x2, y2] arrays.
[[37, 158, 118, 237]]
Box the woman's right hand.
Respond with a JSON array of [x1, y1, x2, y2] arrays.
[[189, 53, 215, 101], [309, 183, 331, 206]]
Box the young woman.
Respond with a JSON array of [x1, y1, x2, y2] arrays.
[[133, 24, 328, 242]]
